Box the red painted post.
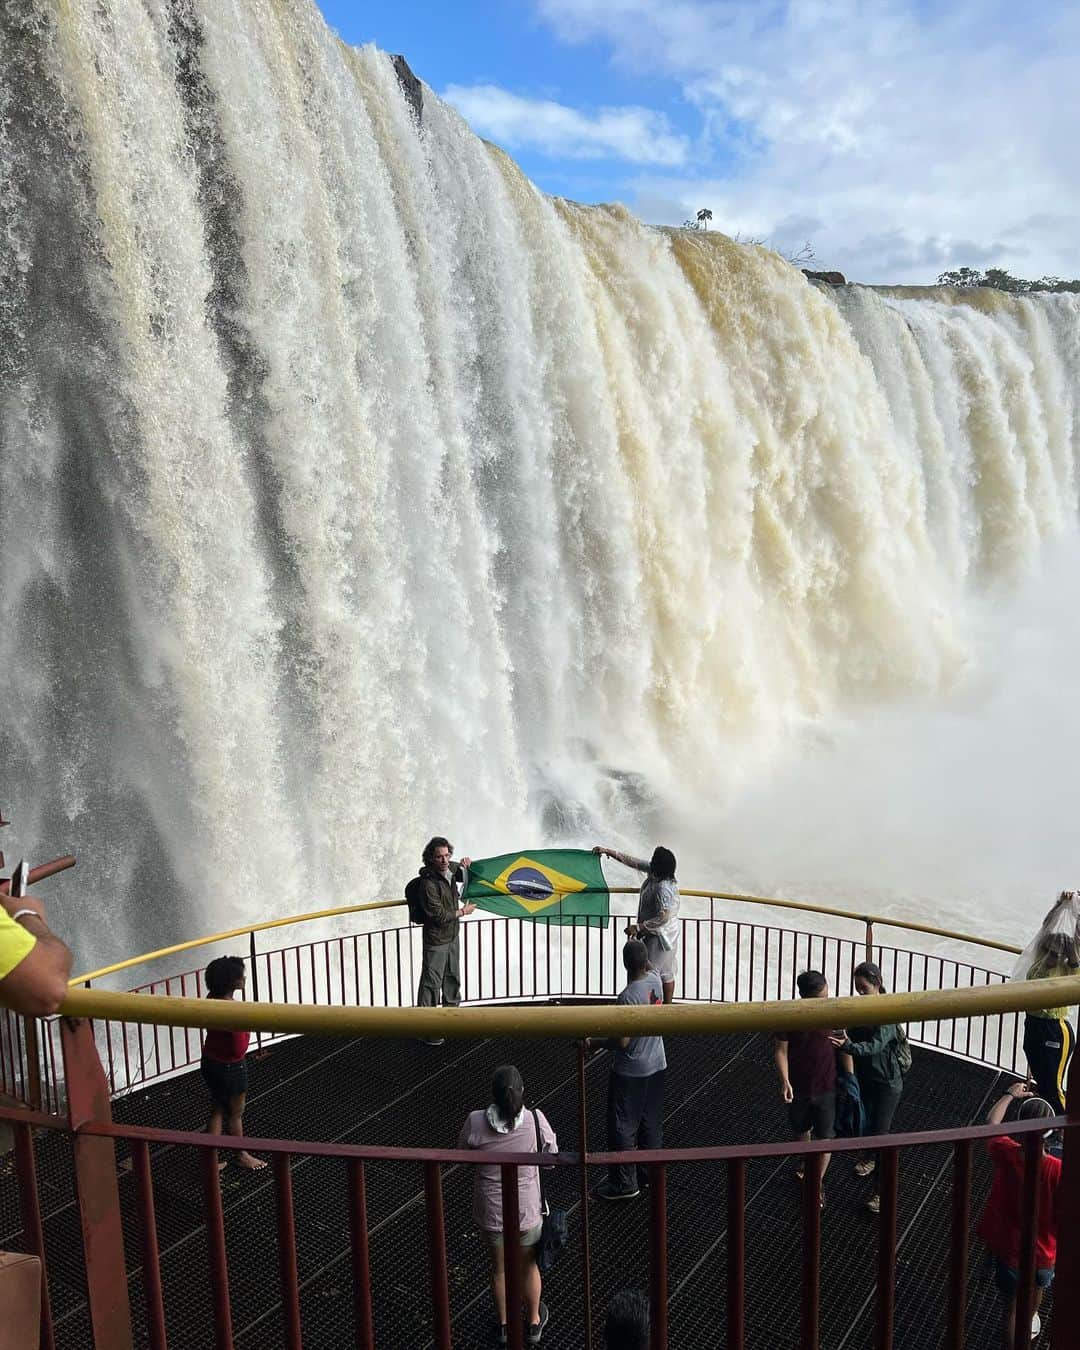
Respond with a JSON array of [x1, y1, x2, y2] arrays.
[[1012, 1134, 1040, 1350], [946, 1139, 972, 1349], [273, 1155, 304, 1350], [131, 1140, 169, 1350], [200, 1147, 235, 1350], [649, 1163, 668, 1350], [347, 1160, 376, 1350], [0, 854, 76, 896], [577, 1040, 594, 1350], [13, 1122, 56, 1350], [60, 1018, 135, 1350], [726, 1159, 746, 1350], [249, 930, 264, 1053], [875, 1148, 899, 1350], [501, 1164, 525, 1350], [800, 1149, 823, 1350], [1052, 1048, 1080, 1350], [423, 1162, 453, 1350]]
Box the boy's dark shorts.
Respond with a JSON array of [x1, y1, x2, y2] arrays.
[[993, 1259, 1054, 1296], [789, 1091, 836, 1139], [201, 1055, 248, 1109]]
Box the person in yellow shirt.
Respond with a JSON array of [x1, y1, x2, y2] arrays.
[[0, 891, 72, 1016], [1020, 892, 1080, 1114]]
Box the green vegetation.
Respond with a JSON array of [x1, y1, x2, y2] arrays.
[[937, 267, 1080, 293]]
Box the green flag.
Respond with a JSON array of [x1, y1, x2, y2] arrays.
[[462, 849, 610, 927]]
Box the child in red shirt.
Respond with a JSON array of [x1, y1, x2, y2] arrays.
[[977, 1083, 1060, 1346], [201, 956, 265, 1171]]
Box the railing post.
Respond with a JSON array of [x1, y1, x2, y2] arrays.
[[864, 919, 874, 965], [501, 1163, 524, 1350], [13, 1122, 56, 1350], [875, 1148, 899, 1350], [423, 1162, 453, 1350], [726, 1159, 746, 1350], [946, 1139, 971, 1349], [577, 1039, 593, 1350], [200, 1147, 234, 1350], [131, 1140, 168, 1350], [249, 929, 263, 1052], [60, 1017, 135, 1350], [649, 1163, 668, 1350], [1052, 1049, 1080, 1350], [1013, 1133, 1040, 1350], [347, 1160, 376, 1350], [800, 1149, 823, 1350], [273, 1155, 303, 1350]]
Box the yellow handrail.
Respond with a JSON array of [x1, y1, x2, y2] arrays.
[[57, 972, 1080, 1040], [69, 897, 406, 985], [70, 887, 1023, 986]]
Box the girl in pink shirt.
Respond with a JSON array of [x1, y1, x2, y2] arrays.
[[201, 956, 265, 1171], [459, 1065, 557, 1346]]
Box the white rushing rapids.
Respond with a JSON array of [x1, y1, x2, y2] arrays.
[[2, 0, 1079, 965]]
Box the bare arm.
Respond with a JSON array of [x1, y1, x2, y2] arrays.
[[592, 846, 649, 873], [987, 1082, 1031, 1125], [774, 1039, 793, 1103], [0, 897, 73, 1016]]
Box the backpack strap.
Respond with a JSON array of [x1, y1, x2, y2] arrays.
[[531, 1108, 549, 1214]]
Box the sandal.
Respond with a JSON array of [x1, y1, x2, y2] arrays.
[[854, 1158, 876, 1178]]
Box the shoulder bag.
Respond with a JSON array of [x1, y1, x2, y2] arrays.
[[530, 1109, 568, 1274]]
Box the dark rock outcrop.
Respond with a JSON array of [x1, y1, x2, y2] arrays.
[[391, 55, 423, 123], [803, 269, 847, 286]]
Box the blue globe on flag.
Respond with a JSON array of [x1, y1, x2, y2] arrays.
[[506, 867, 555, 900]]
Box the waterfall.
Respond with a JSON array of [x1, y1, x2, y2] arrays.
[[3, 0, 1079, 967]]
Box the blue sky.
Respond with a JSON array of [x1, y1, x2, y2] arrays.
[[315, 1, 1080, 284]]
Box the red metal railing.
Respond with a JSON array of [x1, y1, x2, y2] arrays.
[[1, 1016, 1076, 1350], [0, 902, 1023, 1113]]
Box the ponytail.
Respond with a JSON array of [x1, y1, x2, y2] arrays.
[[491, 1064, 524, 1127]]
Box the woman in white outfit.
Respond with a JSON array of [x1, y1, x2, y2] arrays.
[[592, 845, 680, 1003]]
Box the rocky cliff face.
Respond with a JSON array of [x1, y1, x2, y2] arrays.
[[803, 269, 847, 285], [391, 54, 423, 122]]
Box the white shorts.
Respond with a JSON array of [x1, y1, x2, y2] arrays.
[[644, 933, 678, 982]]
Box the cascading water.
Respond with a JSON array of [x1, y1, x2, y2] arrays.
[[2, 0, 1079, 968]]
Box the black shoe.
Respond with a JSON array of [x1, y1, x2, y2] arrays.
[[526, 1302, 550, 1344], [494, 1323, 508, 1347], [419, 1037, 445, 1046], [595, 1180, 640, 1201]]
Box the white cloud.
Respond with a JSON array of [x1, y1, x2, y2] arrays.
[[531, 0, 1080, 283], [442, 83, 689, 166]]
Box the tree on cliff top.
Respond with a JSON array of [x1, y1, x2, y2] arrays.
[[938, 267, 1080, 293]]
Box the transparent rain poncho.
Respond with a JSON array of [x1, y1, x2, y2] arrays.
[[1011, 892, 1080, 1010]]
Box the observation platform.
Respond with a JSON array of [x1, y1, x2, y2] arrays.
[[0, 1016, 1046, 1349]]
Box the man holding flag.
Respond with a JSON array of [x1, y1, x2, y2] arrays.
[[414, 836, 475, 1042]]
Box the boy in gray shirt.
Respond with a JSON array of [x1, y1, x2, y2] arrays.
[[590, 939, 666, 1200]]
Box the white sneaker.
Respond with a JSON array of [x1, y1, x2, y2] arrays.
[[1031, 1311, 1041, 1340]]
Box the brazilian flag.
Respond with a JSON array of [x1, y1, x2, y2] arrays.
[[462, 849, 610, 927]]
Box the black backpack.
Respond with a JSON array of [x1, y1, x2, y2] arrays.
[[405, 875, 428, 925]]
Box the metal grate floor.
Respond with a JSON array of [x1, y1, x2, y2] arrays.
[[0, 1020, 1053, 1349]]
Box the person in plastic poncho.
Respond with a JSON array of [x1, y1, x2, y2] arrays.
[[592, 845, 680, 1004], [1013, 891, 1080, 1114]]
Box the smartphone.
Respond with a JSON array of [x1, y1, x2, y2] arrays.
[[11, 859, 29, 898]]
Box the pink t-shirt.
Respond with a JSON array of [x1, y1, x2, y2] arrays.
[[457, 1108, 557, 1233]]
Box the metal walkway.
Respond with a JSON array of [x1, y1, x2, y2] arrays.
[[0, 1025, 1051, 1348]]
